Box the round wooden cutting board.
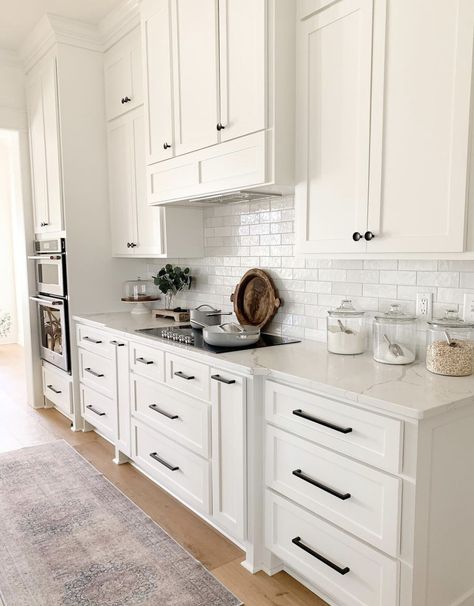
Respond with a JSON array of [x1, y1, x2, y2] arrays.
[[230, 268, 281, 328]]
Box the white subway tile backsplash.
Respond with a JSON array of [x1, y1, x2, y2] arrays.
[[148, 196, 474, 343]]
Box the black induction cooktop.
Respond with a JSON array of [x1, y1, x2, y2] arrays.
[[135, 324, 300, 354]]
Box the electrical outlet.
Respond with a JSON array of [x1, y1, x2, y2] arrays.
[[463, 294, 474, 322], [416, 293, 433, 320]]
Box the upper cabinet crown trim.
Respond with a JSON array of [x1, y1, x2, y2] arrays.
[[100, 0, 141, 51]]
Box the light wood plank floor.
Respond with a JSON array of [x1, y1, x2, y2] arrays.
[[0, 344, 328, 606]]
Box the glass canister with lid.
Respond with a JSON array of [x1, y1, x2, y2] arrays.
[[327, 299, 367, 355], [426, 310, 474, 376], [373, 304, 417, 365]]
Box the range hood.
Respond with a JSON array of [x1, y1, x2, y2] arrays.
[[186, 190, 283, 206]]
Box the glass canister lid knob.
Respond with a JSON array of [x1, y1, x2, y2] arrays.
[[328, 299, 365, 317], [375, 303, 416, 322], [428, 308, 474, 328]]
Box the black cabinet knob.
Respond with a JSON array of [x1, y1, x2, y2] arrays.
[[122, 96, 131, 103], [364, 231, 375, 241], [40, 221, 49, 227], [129, 242, 137, 248], [216, 122, 226, 131], [163, 142, 171, 149], [352, 232, 363, 241]]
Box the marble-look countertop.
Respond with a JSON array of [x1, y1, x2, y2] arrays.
[[73, 311, 474, 420]]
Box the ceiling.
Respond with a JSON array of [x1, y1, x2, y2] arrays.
[[0, 0, 123, 50]]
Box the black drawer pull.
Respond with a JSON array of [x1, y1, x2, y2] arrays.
[[174, 371, 195, 380], [85, 368, 104, 378], [149, 404, 179, 420], [292, 409, 352, 434], [211, 374, 236, 384], [83, 336, 102, 344], [110, 340, 125, 347], [292, 469, 351, 501], [149, 452, 179, 471], [47, 384, 62, 395], [137, 357, 154, 365], [292, 537, 350, 576], [86, 404, 106, 417]]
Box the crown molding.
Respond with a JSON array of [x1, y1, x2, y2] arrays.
[[100, 0, 140, 51], [20, 14, 102, 72]]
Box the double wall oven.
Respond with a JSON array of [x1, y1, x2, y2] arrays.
[[29, 238, 70, 372]]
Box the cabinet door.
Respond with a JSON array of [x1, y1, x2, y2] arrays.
[[211, 369, 246, 541], [27, 56, 63, 235], [104, 28, 143, 121], [218, 0, 266, 142], [142, 0, 174, 164], [132, 112, 164, 256], [107, 117, 136, 255], [171, 0, 219, 155], [367, 0, 474, 253], [295, 0, 373, 254]]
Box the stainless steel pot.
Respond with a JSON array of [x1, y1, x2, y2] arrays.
[[192, 320, 261, 347], [190, 304, 232, 329]]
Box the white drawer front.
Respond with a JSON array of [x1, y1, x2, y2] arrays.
[[130, 341, 165, 383], [131, 420, 211, 514], [265, 381, 402, 473], [266, 492, 398, 606], [81, 384, 115, 440], [131, 374, 210, 457], [79, 349, 114, 398], [166, 353, 210, 401], [77, 324, 114, 359], [42, 364, 72, 416], [266, 426, 401, 556]]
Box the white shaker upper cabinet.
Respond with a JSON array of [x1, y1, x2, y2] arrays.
[[104, 27, 143, 121], [26, 53, 64, 235], [295, 0, 373, 254], [171, 0, 219, 156], [142, 0, 174, 164], [218, 0, 266, 142], [367, 0, 474, 253]]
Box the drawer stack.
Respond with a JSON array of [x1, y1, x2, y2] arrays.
[[130, 346, 212, 514], [77, 325, 117, 441], [265, 380, 403, 606]]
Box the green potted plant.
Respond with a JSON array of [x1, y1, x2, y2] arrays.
[[152, 264, 192, 309]]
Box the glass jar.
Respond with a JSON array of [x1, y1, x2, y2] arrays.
[[426, 310, 474, 376], [327, 300, 367, 355], [373, 304, 417, 365]]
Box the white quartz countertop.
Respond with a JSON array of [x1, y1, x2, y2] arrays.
[[73, 312, 474, 420]]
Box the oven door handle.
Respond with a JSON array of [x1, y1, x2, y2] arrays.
[[30, 296, 63, 306], [27, 255, 62, 260]]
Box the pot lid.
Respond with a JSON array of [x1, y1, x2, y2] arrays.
[[375, 303, 416, 323], [327, 299, 365, 318], [428, 309, 474, 329], [230, 268, 281, 328], [193, 304, 221, 313]]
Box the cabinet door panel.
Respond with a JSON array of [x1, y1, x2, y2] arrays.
[[42, 58, 63, 234], [171, 0, 219, 155], [107, 118, 135, 256], [218, 0, 266, 142], [27, 75, 49, 233], [133, 112, 164, 256], [367, 0, 474, 253], [143, 0, 174, 163], [295, 0, 373, 254]]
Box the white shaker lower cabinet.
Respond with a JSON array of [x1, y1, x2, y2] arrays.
[[210, 369, 246, 542], [42, 361, 73, 418]]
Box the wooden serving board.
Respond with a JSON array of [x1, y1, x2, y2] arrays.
[[230, 268, 281, 328], [152, 309, 190, 322]]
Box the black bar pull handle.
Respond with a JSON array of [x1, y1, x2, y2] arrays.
[[292, 409, 352, 434], [292, 537, 350, 575], [83, 336, 102, 344], [211, 374, 236, 384], [149, 452, 179, 472], [86, 404, 106, 417], [85, 368, 104, 378], [47, 384, 62, 395], [174, 371, 195, 380], [149, 404, 179, 420], [137, 357, 154, 365], [110, 340, 125, 347], [292, 469, 351, 501]]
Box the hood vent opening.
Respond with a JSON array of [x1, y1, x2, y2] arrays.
[[186, 190, 283, 205]]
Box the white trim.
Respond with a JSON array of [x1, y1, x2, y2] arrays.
[[100, 0, 141, 51]]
